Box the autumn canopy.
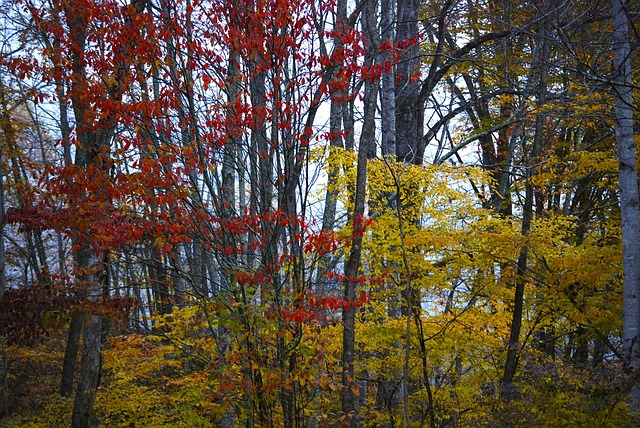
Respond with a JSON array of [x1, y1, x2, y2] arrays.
[[0, 0, 639, 426]]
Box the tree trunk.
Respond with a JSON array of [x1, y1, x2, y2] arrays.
[[612, 0, 640, 412], [395, 0, 422, 164], [322, 0, 347, 230], [380, 0, 395, 157], [502, 0, 550, 394], [0, 89, 7, 417], [64, 0, 147, 424], [60, 313, 84, 396], [72, 313, 103, 428], [341, 14, 379, 420], [0, 79, 9, 300]]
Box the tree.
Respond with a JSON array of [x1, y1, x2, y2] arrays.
[[2, 0, 639, 426], [612, 0, 640, 411], [62, 1, 147, 425]]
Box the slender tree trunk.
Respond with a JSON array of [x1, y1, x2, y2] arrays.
[[0, 215, 4, 289], [0, 80, 9, 300], [502, 0, 550, 393], [612, 0, 640, 412], [341, 13, 379, 419], [60, 314, 84, 396], [340, 135, 367, 427], [380, 0, 396, 157], [322, 0, 346, 229], [0, 84, 7, 419], [55, 32, 80, 391]]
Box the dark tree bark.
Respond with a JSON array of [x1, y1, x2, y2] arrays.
[[71, 313, 103, 428], [323, 0, 347, 227], [341, 1, 379, 420], [380, 0, 396, 157], [65, 4, 106, 423], [394, 0, 422, 164], [64, 0, 148, 425], [502, 0, 551, 393], [60, 313, 84, 397]]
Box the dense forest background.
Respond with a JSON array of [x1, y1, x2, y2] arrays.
[[0, 0, 639, 426]]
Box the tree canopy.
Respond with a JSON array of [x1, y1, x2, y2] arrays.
[[0, 0, 639, 426]]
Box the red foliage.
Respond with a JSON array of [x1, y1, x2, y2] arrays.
[[277, 291, 370, 326], [0, 277, 136, 346], [0, 280, 77, 346]]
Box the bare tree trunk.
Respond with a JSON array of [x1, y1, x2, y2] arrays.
[[322, 0, 346, 229], [612, 0, 640, 412], [0, 187, 4, 296], [65, 5, 104, 423], [0, 79, 9, 300], [502, 0, 550, 393], [395, 0, 422, 164], [71, 314, 102, 428], [0, 80, 8, 420], [60, 313, 84, 396], [340, 127, 367, 427], [380, 0, 395, 157], [341, 8, 379, 419], [43, 7, 80, 393]]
